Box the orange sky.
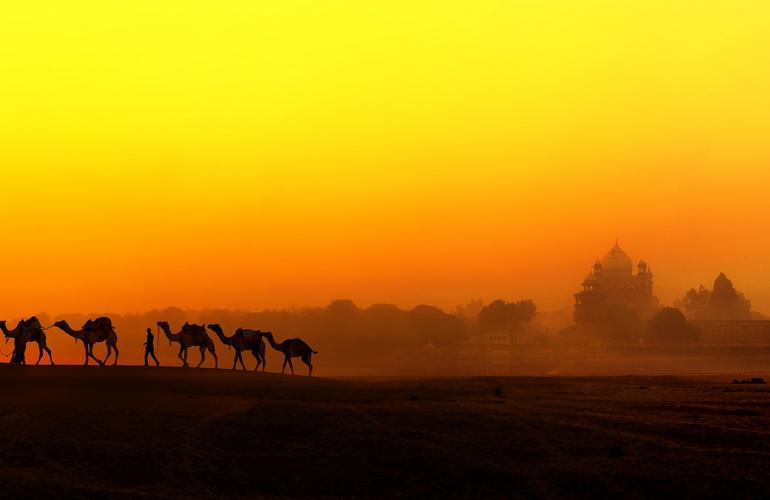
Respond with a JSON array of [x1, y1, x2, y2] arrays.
[[1, 1, 770, 317]]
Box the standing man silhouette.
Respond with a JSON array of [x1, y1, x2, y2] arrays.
[[143, 328, 160, 366]]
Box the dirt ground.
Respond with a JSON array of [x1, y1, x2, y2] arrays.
[[1, 366, 770, 498]]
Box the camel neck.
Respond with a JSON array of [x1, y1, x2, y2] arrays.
[[213, 329, 232, 345], [161, 326, 180, 341], [265, 334, 282, 351], [57, 323, 84, 339], [0, 324, 18, 338], [57, 322, 82, 338]]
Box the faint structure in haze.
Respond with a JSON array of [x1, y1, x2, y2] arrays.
[[678, 273, 770, 343], [681, 272, 752, 321], [574, 241, 659, 325]]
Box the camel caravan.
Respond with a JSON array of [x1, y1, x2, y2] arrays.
[[0, 316, 318, 375]]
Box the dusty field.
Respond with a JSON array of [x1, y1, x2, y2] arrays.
[[1, 366, 770, 498]]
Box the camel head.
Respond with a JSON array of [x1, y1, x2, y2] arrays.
[[53, 320, 69, 331], [156, 321, 170, 331], [207, 323, 223, 335]]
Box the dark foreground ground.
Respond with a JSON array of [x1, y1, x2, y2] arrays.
[[2, 366, 770, 498]]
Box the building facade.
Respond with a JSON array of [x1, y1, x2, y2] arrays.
[[574, 242, 659, 323]]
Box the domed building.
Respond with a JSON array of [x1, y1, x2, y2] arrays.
[[574, 242, 658, 323]]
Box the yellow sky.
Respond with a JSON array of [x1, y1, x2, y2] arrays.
[[1, 1, 769, 316]]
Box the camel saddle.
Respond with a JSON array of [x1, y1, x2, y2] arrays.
[[237, 329, 263, 345], [182, 322, 205, 332], [83, 317, 114, 332], [20, 317, 41, 330]]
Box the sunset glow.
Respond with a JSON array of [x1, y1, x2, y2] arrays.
[[1, 1, 770, 316]]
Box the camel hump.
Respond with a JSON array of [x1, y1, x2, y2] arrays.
[[290, 338, 316, 353], [86, 317, 114, 331], [239, 329, 261, 340], [22, 317, 42, 329]]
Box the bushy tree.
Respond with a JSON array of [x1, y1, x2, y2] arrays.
[[478, 299, 536, 331], [408, 305, 466, 347], [646, 307, 699, 345]]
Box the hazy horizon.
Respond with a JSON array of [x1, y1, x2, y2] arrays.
[[0, 258, 764, 320], [2, 2, 770, 316]]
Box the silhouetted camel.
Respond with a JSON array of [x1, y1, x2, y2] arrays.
[[263, 332, 317, 376], [236, 328, 267, 371], [0, 318, 36, 365], [207, 324, 266, 371], [157, 321, 218, 368], [53, 317, 119, 366], [0, 317, 54, 365]]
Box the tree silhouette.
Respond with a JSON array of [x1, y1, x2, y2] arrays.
[[478, 299, 536, 331], [647, 307, 699, 345]]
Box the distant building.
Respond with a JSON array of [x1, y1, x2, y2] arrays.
[[574, 242, 659, 324], [680, 272, 752, 321], [679, 273, 770, 343]]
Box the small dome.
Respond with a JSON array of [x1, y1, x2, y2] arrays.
[[601, 242, 633, 274], [583, 273, 600, 285]]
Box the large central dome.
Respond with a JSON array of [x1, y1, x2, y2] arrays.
[[601, 242, 633, 274]]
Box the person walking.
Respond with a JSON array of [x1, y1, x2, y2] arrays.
[[143, 328, 160, 366]]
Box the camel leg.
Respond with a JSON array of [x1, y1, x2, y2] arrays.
[[281, 357, 288, 374], [210, 347, 218, 369], [88, 344, 104, 365], [287, 357, 295, 375], [103, 344, 113, 365], [251, 351, 260, 371], [112, 342, 119, 366], [177, 345, 187, 367], [44, 346, 54, 365], [83, 343, 90, 365], [260, 349, 267, 372], [35, 343, 43, 366], [237, 350, 246, 371], [302, 353, 313, 376], [86, 344, 102, 365], [196, 345, 206, 368]]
